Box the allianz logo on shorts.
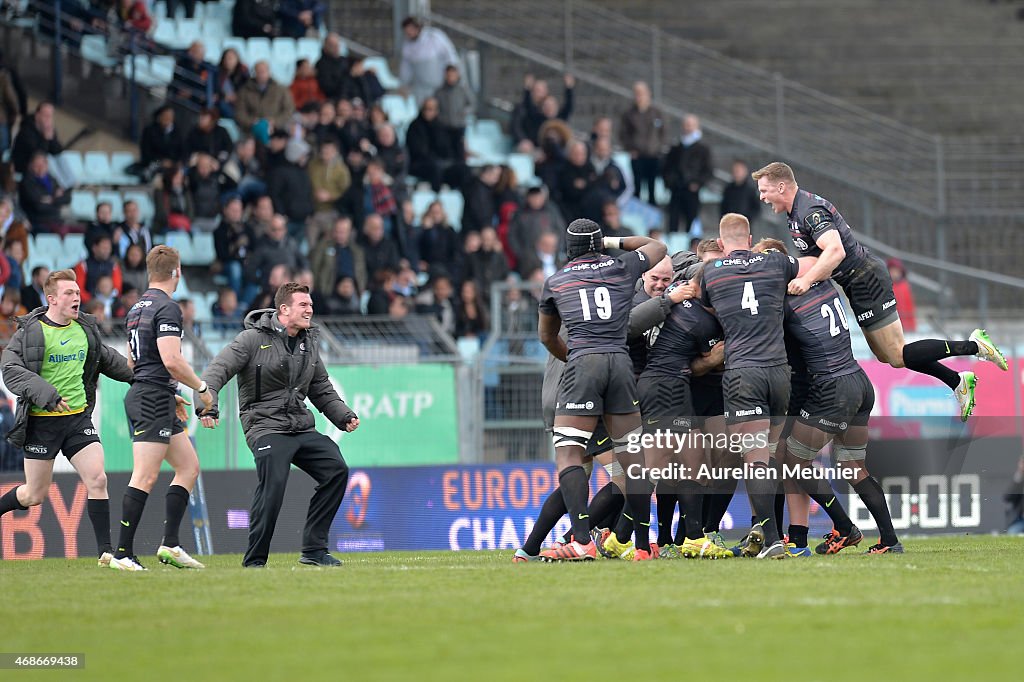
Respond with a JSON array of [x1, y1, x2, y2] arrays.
[[24, 444, 48, 454], [733, 407, 763, 417], [49, 350, 86, 363], [563, 401, 595, 410]]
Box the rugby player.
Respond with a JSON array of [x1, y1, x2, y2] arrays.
[[0, 270, 136, 566], [111, 246, 214, 571], [699, 214, 798, 559], [753, 162, 1006, 421], [537, 219, 666, 561]]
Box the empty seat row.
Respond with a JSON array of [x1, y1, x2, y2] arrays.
[[59, 151, 138, 187]]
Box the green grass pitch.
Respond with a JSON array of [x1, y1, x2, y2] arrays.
[[1, 536, 1021, 681]]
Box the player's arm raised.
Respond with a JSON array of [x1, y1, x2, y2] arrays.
[[790, 230, 845, 295], [606, 235, 668, 267], [539, 310, 568, 363]]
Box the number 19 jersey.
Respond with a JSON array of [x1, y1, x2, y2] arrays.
[[539, 251, 651, 361], [700, 249, 798, 369]]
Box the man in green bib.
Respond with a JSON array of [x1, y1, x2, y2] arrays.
[[1, 270, 139, 565]]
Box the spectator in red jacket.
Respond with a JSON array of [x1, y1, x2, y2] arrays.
[[888, 257, 916, 332], [290, 59, 325, 110], [73, 234, 123, 303]]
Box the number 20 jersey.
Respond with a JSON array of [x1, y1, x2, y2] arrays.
[[539, 251, 651, 361], [700, 250, 798, 369]]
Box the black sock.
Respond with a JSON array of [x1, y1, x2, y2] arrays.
[[676, 480, 704, 542], [162, 484, 190, 548], [788, 524, 809, 548], [626, 479, 655, 552], [115, 486, 149, 559], [903, 341, 976, 390], [774, 489, 786, 540], [745, 463, 781, 545], [87, 498, 112, 556], [613, 506, 634, 544], [797, 475, 853, 535], [854, 477, 899, 546], [523, 489, 567, 556], [655, 483, 677, 546], [587, 482, 623, 531], [558, 466, 592, 545], [702, 478, 737, 533], [0, 487, 27, 515]]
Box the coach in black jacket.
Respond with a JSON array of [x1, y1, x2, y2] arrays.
[[199, 282, 359, 568]]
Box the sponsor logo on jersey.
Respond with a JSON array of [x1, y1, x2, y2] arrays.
[[131, 300, 154, 310], [48, 350, 86, 363], [564, 259, 615, 272], [882, 299, 896, 310], [857, 310, 875, 321], [24, 444, 48, 454], [159, 323, 181, 333], [717, 256, 764, 267], [793, 237, 809, 251]]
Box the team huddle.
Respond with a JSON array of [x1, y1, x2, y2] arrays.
[[516, 161, 1007, 562]]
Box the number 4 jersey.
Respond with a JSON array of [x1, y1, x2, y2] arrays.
[[700, 249, 798, 369], [539, 251, 652, 361]]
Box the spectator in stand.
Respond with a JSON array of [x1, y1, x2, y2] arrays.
[[327, 276, 362, 316], [534, 121, 571, 194], [0, 195, 28, 259], [0, 288, 27, 351], [232, 0, 278, 39], [235, 61, 295, 140], [362, 159, 399, 234], [399, 16, 459, 105], [517, 230, 560, 280], [719, 158, 761, 228], [186, 108, 233, 166], [389, 295, 413, 320], [315, 33, 347, 101], [215, 48, 250, 120], [0, 47, 27, 127], [166, 0, 198, 19], [599, 201, 634, 243], [407, 97, 464, 192], [417, 201, 458, 276], [662, 114, 712, 233], [267, 136, 315, 240], [290, 59, 325, 110], [366, 267, 397, 315], [311, 215, 367, 296], [434, 64, 473, 162], [307, 137, 350, 215], [85, 201, 117, 249], [463, 226, 508, 296], [590, 116, 613, 144], [557, 139, 597, 223], [589, 136, 629, 205], [117, 199, 152, 259], [153, 165, 193, 233], [493, 165, 521, 243], [455, 279, 489, 340], [18, 152, 72, 234], [361, 213, 401, 276], [294, 268, 328, 312], [415, 273, 456, 337], [340, 54, 385, 107], [520, 73, 575, 151], [393, 263, 419, 298], [311, 100, 338, 148], [620, 81, 665, 205], [247, 262, 294, 313], [511, 75, 548, 152], [171, 41, 215, 110], [212, 196, 256, 301], [247, 194, 275, 239], [11, 102, 61, 175], [395, 199, 422, 269], [0, 50, 18, 155], [178, 297, 201, 338], [112, 284, 139, 319], [211, 287, 243, 333], [73, 234, 122, 303], [90, 274, 118, 319], [507, 186, 564, 272], [20, 266, 48, 312], [2, 239, 24, 291], [374, 124, 407, 185], [245, 214, 306, 290], [888, 258, 917, 332], [139, 104, 187, 169], [462, 164, 500, 234], [120, 243, 148, 294], [278, 0, 325, 39], [187, 153, 234, 232], [223, 136, 266, 203]]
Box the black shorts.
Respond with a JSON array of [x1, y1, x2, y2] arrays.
[[691, 373, 725, 423], [586, 420, 613, 456], [797, 370, 874, 434], [723, 365, 791, 425], [555, 352, 638, 417], [22, 412, 100, 460], [637, 374, 693, 434], [839, 254, 898, 331], [124, 382, 186, 444]]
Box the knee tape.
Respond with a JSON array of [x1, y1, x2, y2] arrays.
[[786, 435, 820, 461], [582, 458, 594, 478], [603, 459, 624, 478], [834, 442, 867, 462], [612, 426, 643, 455], [552, 426, 593, 450], [737, 430, 770, 457], [768, 441, 778, 456]]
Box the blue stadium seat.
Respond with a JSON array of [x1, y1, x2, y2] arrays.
[[465, 119, 509, 163], [109, 152, 138, 185], [203, 38, 224, 65], [83, 152, 113, 185], [152, 19, 178, 48], [177, 20, 201, 46], [654, 177, 672, 205], [164, 232, 194, 265], [272, 38, 297, 66], [664, 232, 690, 255], [505, 153, 535, 184], [34, 234, 63, 262], [222, 37, 247, 64], [438, 190, 464, 228], [95, 190, 125, 222], [192, 291, 214, 323], [70, 190, 97, 221], [296, 37, 323, 64], [612, 151, 633, 185], [219, 118, 240, 143], [62, 234, 87, 264], [246, 38, 272, 66], [149, 56, 176, 87], [59, 151, 86, 185], [270, 61, 295, 88], [153, 1, 168, 19], [81, 34, 119, 68], [411, 190, 434, 222], [380, 94, 417, 128], [364, 57, 399, 90], [189, 232, 216, 266]]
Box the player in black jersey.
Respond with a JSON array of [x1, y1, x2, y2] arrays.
[[755, 239, 903, 556], [110, 246, 216, 571], [753, 162, 1007, 422], [537, 219, 666, 561], [699, 213, 798, 559]]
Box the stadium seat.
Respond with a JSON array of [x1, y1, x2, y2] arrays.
[[246, 38, 272, 66], [654, 177, 672, 206], [62, 233, 87, 264], [219, 118, 240, 143], [505, 153, 535, 184], [152, 19, 178, 48], [465, 119, 509, 163], [24, 249, 55, 276], [190, 232, 216, 266], [164, 232, 194, 265], [34, 234, 63, 262], [664, 232, 690, 255], [613, 151, 633, 185], [222, 37, 247, 63], [109, 151, 138, 185], [95, 190, 125, 222], [153, 1, 168, 19], [70, 190, 97, 221], [59, 151, 86, 185], [203, 38, 224, 64], [192, 291, 214, 323], [83, 152, 113, 185], [81, 34, 119, 68], [380, 94, 417, 128], [411, 190, 434, 222], [270, 61, 295, 88], [439, 190, 464, 228], [296, 37, 323, 64], [122, 190, 155, 224], [272, 38, 297, 66], [364, 57, 399, 90], [149, 56, 176, 86]]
